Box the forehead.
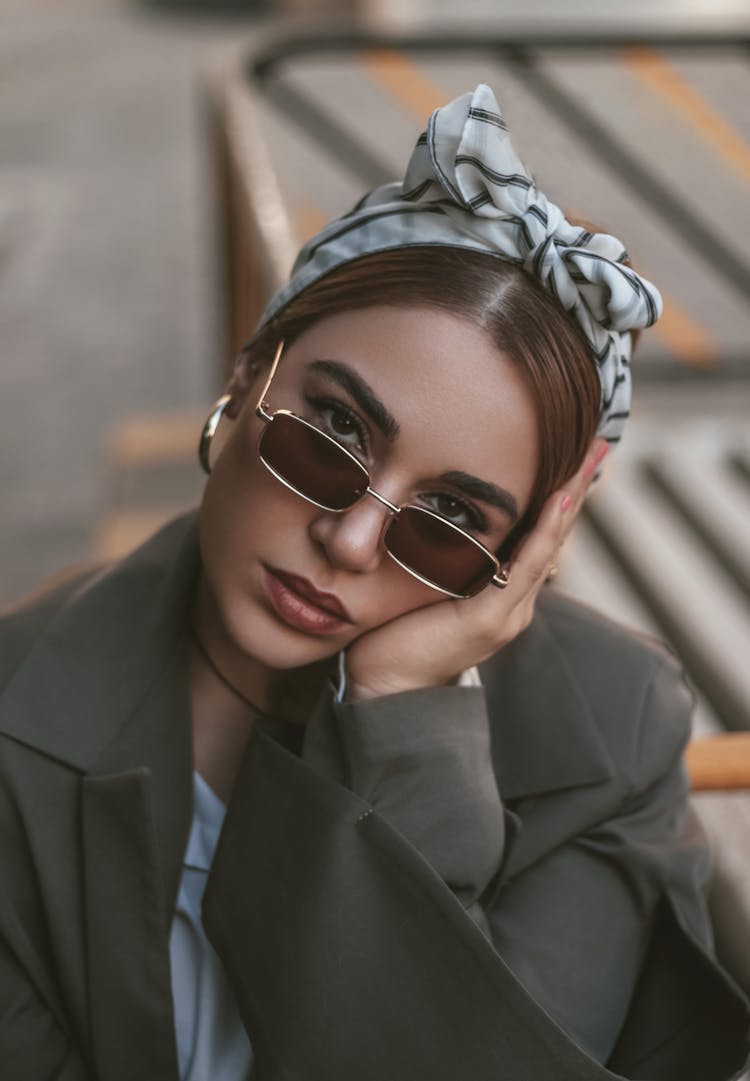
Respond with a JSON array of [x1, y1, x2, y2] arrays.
[[279, 305, 540, 499]]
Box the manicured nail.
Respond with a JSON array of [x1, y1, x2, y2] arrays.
[[561, 494, 573, 512], [583, 440, 609, 478], [595, 439, 610, 463]]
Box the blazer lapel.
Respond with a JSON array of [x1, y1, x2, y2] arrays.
[[0, 513, 199, 1081], [80, 628, 194, 1081], [82, 768, 180, 1081]]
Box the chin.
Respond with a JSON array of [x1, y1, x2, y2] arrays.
[[222, 591, 352, 671]]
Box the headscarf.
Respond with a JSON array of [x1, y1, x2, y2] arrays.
[[257, 84, 662, 444]]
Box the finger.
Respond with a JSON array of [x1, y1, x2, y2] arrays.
[[571, 437, 610, 506], [437, 486, 570, 662], [555, 438, 610, 548], [507, 488, 571, 595], [506, 439, 608, 592], [481, 439, 610, 606]]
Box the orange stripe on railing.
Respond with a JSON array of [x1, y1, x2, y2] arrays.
[[292, 201, 328, 244], [363, 50, 445, 121], [350, 53, 719, 369], [652, 295, 716, 367], [624, 47, 750, 184], [686, 733, 750, 791]]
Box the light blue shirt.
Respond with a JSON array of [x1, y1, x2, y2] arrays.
[[169, 772, 253, 1081]]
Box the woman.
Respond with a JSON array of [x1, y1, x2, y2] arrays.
[[1, 86, 748, 1081]]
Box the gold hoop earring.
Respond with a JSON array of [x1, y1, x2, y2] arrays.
[[198, 394, 232, 475]]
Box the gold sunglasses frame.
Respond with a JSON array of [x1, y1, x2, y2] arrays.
[[254, 340, 510, 599]]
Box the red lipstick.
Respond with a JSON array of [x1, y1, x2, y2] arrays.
[[262, 565, 353, 636]]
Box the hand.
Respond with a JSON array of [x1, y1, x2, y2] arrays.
[[344, 438, 609, 701]]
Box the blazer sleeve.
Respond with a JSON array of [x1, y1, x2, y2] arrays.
[[303, 683, 507, 928]]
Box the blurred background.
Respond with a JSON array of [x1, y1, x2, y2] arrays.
[[2, 0, 750, 1030]]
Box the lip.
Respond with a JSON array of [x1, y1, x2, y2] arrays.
[[262, 564, 353, 636]]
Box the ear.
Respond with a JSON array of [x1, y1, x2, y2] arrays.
[[224, 347, 265, 419]]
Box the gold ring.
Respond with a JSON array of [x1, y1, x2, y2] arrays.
[[495, 564, 511, 589]]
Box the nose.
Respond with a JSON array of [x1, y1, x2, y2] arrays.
[[307, 493, 392, 576]]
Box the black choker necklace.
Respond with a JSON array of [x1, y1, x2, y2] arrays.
[[190, 626, 268, 717]]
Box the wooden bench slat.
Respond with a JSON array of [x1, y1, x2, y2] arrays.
[[687, 734, 750, 791], [585, 461, 750, 729]]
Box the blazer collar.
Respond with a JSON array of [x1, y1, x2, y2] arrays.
[[480, 593, 615, 801], [0, 511, 200, 773]]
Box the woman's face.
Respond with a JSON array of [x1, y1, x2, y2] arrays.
[[198, 305, 539, 675]]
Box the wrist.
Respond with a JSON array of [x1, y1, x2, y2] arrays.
[[345, 671, 463, 703], [345, 679, 407, 703]]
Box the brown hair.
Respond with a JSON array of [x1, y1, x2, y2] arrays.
[[244, 245, 601, 559]]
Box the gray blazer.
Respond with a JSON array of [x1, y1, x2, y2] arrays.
[[0, 512, 748, 1081]]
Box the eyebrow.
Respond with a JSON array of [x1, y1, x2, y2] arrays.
[[309, 360, 400, 441], [308, 359, 518, 522], [440, 471, 519, 523]]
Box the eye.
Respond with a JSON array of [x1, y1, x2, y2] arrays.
[[306, 396, 369, 458], [420, 492, 487, 534]]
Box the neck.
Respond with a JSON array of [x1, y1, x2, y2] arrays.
[[189, 574, 337, 722], [187, 576, 275, 801], [190, 624, 268, 716], [187, 645, 257, 802], [187, 576, 335, 799], [190, 575, 275, 714]]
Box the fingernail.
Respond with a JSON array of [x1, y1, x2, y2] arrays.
[[595, 439, 610, 463], [583, 440, 609, 478], [561, 494, 573, 512]]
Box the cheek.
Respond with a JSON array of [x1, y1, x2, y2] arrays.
[[199, 425, 288, 575], [361, 560, 445, 627]]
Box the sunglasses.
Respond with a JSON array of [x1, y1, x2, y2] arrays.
[[254, 341, 511, 600]]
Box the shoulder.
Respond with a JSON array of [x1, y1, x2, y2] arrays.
[[0, 509, 201, 706], [482, 589, 694, 798], [0, 511, 200, 680], [0, 511, 200, 785], [536, 586, 676, 672], [541, 590, 694, 780], [0, 565, 103, 694]]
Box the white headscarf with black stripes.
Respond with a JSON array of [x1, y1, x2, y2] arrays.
[[258, 84, 663, 444]]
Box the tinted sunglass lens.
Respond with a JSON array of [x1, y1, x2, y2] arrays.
[[260, 413, 368, 510], [386, 508, 496, 598]]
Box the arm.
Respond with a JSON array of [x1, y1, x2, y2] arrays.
[[258, 653, 509, 958], [304, 682, 506, 923]]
